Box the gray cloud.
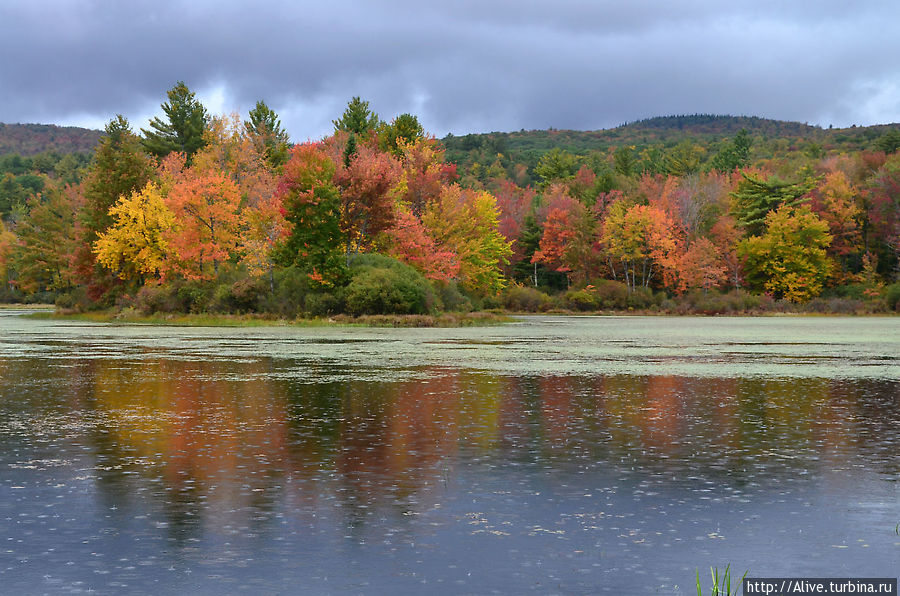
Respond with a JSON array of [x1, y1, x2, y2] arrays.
[[1, 0, 898, 141]]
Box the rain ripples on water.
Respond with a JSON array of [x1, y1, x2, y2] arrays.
[[1, 314, 898, 594]]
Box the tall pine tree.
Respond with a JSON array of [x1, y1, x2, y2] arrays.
[[244, 100, 291, 170], [333, 97, 380, 136], [75, 115, 154, 297], [141, 81, 209, 163]]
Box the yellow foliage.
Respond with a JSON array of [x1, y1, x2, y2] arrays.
[[94, 183, 176, 281], [0, 219, 15, 285], [423, 185, 512, 295]]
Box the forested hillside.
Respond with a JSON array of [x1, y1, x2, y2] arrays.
[[0, 123, 103, 156], [444, 115, 900, 188], [1, 89, 899, 316]]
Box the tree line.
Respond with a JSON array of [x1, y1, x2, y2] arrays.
[[0, 81, 898, 315]]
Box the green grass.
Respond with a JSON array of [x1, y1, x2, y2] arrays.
[[25, 310, 513, 328], [696, 564, 748, 596]]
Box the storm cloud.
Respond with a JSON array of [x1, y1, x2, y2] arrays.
[[2, 0, 898, 140]]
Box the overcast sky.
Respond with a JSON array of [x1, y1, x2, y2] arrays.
[[2, 0, 898, 141]]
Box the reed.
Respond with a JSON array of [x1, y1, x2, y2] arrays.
[[696, 564, 748, 596]]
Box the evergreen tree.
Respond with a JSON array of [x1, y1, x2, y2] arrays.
[[512, 214, 566, 289], [710, 128, 752, 172], [342, 133, 358, 168], [730, 172, 816, 236], [141, 81, 209, 162], [12, 186, 77, 293], [875, 129, 900, 155], [74, 115, 154, 298], [82, 116, 154, 239], [333, 97, 380, 136], [0, 173, 29, 218], [534, 148, 579, 188], [613, 146, 639, 177], [244, 100, 291, 170]]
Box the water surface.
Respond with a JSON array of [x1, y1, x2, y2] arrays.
[[1, 314, 898, 594]]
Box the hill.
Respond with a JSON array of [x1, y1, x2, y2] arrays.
[[0, 123, 103, 156], [441, 114, 900, 185], [451, 115, 900, 154]]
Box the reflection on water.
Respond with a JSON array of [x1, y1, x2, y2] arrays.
[[0, 316, 898, 594]]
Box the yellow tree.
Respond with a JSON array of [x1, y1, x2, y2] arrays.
[[738, 205, 833, 302], [601, 201, 680, 291], [94, 183, 175, 282], [811, 171, 862, 281], [422, 185, 512, 295], [0, 219, 16, 290]]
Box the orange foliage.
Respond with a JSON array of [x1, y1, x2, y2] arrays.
[[164, 172, 242, 280]]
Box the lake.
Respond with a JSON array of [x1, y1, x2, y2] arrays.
[[1, 313, 898, 594]]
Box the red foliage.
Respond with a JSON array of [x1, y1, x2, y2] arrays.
[[336, 144, 401, 251], [492, 179, 535, 265], [387, 210, 459, 282], [399, 138, 457, 216]]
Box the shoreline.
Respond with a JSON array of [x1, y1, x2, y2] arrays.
[[22, 310, 514, 328], [14, 307, 895, 328]]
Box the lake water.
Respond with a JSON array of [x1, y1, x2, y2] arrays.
[[1, 314, 898, 594]]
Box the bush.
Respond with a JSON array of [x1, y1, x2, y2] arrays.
[[625, 286, 654, 309], [504, 284, 552, 312], [480, 292, 503, 311], [804, 297, 869, 314], [304, 291, 343, 317], [132, 279, 212, 314], [561, 280, 630, 312], [434, 281, 472, 312], [175, 281, 212, 313], [565, 288, 600, 311], [210, 276, 268, 313], [55, 286, 90, 313], [344, 254, 436, 315], [257, 266, 312, 317], [132, 284, 171, 314], [822, 283, 868, 300], [0, 284, 23, 304], [592, 279, 629, 309], [726, 289, 764, 312], [884, 282, 900, 311]]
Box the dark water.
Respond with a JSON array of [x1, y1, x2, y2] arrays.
[[1, 314, 898, 594]]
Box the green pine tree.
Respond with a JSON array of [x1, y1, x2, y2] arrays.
[[141, 81, 209, 162], [244, 100, 291, 170], [83, 115, 154, 238], [332, 97, 380, 136], [730, 172, 816, 237], [710, 128, 752, 172]]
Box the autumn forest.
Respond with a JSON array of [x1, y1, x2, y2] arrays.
[[1, 82, 899, 318]]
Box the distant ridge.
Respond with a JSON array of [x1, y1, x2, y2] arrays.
[[618, 114, 820, 135], [0, 123, 103, 156], [443, 114, 900, 158]]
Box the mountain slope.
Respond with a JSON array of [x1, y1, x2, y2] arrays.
[[0, 123, 103, 156]]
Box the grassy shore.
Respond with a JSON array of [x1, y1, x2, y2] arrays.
[[26, 309, 514, 328], [0, 303, 55, 310]]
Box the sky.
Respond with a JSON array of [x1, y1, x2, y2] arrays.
[[2, 0, 898, 142]]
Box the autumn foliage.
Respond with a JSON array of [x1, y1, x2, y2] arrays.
[[3, 89, 899, 313]]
